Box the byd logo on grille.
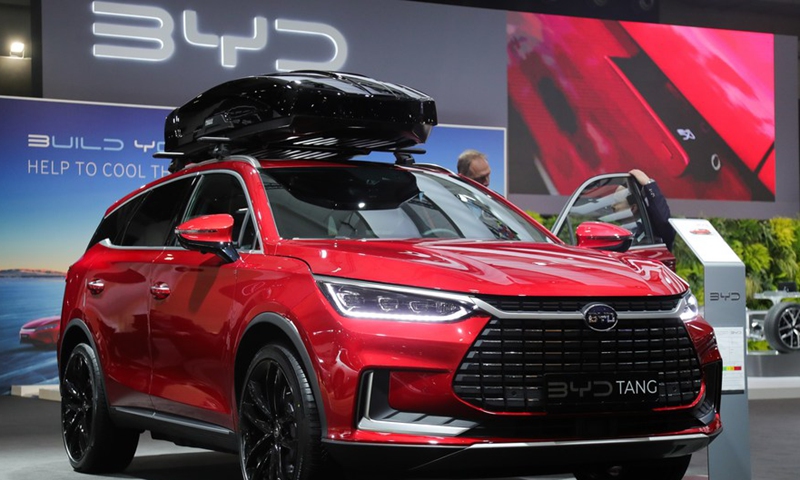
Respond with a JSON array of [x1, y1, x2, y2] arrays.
[[582, 303, 618, 332]]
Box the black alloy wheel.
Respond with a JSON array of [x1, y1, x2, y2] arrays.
[[61, 343, 139, 472], [573, 454, 692, 480], [764, 302, 800, 353], [239, 344, 322, 480]]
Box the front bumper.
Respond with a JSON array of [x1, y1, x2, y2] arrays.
[[314, 290, 722, 478], [324, 429, 718, 477]]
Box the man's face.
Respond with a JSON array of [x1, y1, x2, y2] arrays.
[[468, 157, 491, 187]]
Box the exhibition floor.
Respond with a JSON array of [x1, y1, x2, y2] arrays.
[[1, 378, 799, 480]]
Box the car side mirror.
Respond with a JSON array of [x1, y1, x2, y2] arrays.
[[575, 221, 633, 253], [175, 214, 240, 263]]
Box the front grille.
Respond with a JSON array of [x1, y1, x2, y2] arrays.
[[453, 315, 702, 413]]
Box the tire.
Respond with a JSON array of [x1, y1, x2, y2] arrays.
[[239, 344, 322, 480], [764, 302, 800, 353], [61, 343, 139, 472], [573, 454, 691, 480]]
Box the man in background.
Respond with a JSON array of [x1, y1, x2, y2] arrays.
[[457, 149, 491, 187], [613, 169, 676, 251]]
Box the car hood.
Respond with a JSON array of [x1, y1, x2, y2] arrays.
[[275, 239, 687, 297]]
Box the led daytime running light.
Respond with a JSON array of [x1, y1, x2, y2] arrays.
[[319, 280, 474, 322]]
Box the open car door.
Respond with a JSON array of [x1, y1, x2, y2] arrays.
[[551, 173, 676, 270]]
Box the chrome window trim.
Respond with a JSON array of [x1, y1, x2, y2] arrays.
[[466, 433, 710, 449], [98, 238, 262, 255]]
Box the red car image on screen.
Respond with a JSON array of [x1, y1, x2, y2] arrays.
[[57, 72, 721, 480], [507, 12, 775, 201], [19, 315, 60, 349]]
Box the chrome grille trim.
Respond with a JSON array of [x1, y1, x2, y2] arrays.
[[472, 295, 686, 320]]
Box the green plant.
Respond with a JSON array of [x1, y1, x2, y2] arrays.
[[528, 211, 557, 231], [748, 339, 772, 351], [678, 217, 800, 309]]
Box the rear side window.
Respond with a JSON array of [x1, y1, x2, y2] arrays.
[[87, 196, 144, 248], [117, 177, 195, 247]]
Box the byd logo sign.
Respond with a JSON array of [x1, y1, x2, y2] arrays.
[[91, 1, 348, 70]]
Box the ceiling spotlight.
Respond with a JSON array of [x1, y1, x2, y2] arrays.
[[10, 41, 25, 58]]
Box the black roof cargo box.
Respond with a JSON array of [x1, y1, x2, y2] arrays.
[[163, 71, 437, 168]]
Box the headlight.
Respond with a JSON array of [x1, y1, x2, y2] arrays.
[[317, 277, 476, 322], [679, 291, 700, 321]]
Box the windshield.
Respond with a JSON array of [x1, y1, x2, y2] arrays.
[[261, 164, 550, 242]]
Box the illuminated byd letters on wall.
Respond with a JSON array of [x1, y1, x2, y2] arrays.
[[41, 0, 508, 126], [91, 1, 347, 70], [36, 0, 800, 216]]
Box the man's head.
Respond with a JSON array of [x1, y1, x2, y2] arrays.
[[457, 149, 491, 187]]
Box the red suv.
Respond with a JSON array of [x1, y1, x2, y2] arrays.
[[58, 72, 721, 480]]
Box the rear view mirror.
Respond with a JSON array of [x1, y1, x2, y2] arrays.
[[576, 221, 633, 252], [175, 214, 240, 263]]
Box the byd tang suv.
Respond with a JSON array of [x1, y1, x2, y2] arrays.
[[58, 72, 721, 480]]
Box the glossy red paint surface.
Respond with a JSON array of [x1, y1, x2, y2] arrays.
[[175, 214, 235, 244], [277, 239, 687, 297], [59, 156, 722, 468], [147, 248, 238, 428], [79, 245, 156, 410], [575, 221, 632, 251]]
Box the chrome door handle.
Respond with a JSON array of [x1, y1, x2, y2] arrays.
[[87, 279, 105, 295], [150, 282, 171, 300]]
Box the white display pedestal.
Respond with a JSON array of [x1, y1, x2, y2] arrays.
[[670, 219, 751, 480]]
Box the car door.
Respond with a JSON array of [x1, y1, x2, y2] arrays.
[[551, 173, 676, 270], [81, 176, 196, 408], [148, 170, 259, 428]]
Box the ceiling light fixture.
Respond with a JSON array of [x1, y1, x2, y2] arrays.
[[10, 41, 25, 58]]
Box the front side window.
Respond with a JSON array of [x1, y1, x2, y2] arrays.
[[262, 164, 549, 242], [182, 172, 258, 250], [555, 176, 653, 247]]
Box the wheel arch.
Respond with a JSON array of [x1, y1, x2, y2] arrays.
[[59, 319, 99, 381], [235, 312, 328, 435]]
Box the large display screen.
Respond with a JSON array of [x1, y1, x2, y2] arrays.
[[507, 13, 776, 202]]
